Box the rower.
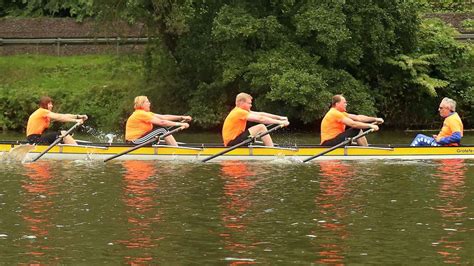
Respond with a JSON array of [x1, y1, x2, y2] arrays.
[[222, 92, 289, 147], [410, 97, 463, 146], [26, 96, 88, 145], [320, 94, 383, 147], [125, 96, 191, 146]]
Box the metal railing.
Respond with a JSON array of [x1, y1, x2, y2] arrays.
[[0, 33, 471, 45], [455, 33, 474, 41], [0, 34, 471, 55], [0, 37, 150, 55]]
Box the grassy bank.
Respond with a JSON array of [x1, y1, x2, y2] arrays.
[[0, 54, 146, 132]]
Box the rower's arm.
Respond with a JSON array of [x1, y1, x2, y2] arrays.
[[151, 117, 189, 128], [348, 114, 384, 124], [154, 114, 192, 122], [248, 112, 289, 126], [250, 111, 287, 121], [48, 112, 83, 123], [342, 117, 379, 131]]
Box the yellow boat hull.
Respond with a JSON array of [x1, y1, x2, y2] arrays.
[[1, 142, 474, 161]]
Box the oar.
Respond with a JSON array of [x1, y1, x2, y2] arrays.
[[104, 125, 185, 162], [31, 121, 83, 162], [202, 124, 285, 163], [302, 128, 375, 163], [6, 144, 36, 161]]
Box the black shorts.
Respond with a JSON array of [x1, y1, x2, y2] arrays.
[[227, 130, 251, 146], [128, 127, 169, 145], [321, 128, 361, 146], [27, 131, 60, 144]]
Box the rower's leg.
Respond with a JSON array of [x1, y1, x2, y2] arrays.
[[410, 134, 439, 146], [356, 136, 369, 147], [350, 129, 368, 146], [163, 135, 178, 146], [249, 124, 273, 147], [61, 130, 77, 145]]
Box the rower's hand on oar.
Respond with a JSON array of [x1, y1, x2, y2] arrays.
[[75, 114, 88, 124], [280, 120, 290, 127], [369, 124, 379, 131], [374, 118, 384, 124], [177, 122, 190, 129], [180, 115, 192, 122]]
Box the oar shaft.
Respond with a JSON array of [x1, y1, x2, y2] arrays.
[[103, 125, 184, 162], [31, 121, 82, 162], [202, 124, 284, 163], [303, 128, 374, 163], [201, 137, 252, 163]]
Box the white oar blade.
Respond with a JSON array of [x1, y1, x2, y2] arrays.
[[4, 144, 36, 162]]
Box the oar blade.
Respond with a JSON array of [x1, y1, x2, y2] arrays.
[[3, 144, 36, 162]]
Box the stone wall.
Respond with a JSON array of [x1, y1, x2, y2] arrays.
[[0, 18, 147, 56], [425, 12, 474, 33]]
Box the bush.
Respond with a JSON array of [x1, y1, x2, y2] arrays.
[[0, 55, 146, 133]]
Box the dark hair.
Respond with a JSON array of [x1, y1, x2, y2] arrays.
[[39, 96, 52, 109], [331, 94, 344, 107]]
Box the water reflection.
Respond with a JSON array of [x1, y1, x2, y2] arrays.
[[432, 159, 468, 264], [219, 161, 258, 263], [117, 161, 161, 264], [21, 162, 57, 263], [314, 160, 356, 264]]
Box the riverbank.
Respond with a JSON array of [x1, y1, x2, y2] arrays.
[[0, 54, 145, 131], [1, 53, 472, 133]]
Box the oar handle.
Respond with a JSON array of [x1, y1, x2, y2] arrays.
[[202, 123, 285, 163], [303, 128, 374, 163], [31, 121, 83, 162], [104, 125, 185, 162]]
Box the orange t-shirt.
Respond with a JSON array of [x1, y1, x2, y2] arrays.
[[222, 107, 249, 146], [320, 108, 349, 144], [437, 112, 463, 139], [125, 109, 155, 141], [26, 108, 51, 136]]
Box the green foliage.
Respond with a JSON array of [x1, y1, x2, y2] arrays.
[[417, 18, 474, 126], [0, 55, 145, 132], [373, 17, 473, 128], [385, 54, 449, 96], [418, 0, 474, 12], [461, 19, 474, 31], [1, 0, 94, 20], [1, 0, 472, 131]]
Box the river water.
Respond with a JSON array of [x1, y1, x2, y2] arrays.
[[0, 157, 473, 264], [1, 131, 474, 264]]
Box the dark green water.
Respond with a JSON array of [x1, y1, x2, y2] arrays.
[[0, 159, 473, 264]]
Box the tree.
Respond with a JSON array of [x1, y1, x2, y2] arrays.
[[4, 0, 471, 129]]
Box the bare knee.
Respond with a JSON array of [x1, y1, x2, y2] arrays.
[[249, 124, 266, 135]]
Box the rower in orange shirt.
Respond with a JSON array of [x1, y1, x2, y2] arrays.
[[410, 97, 463, 146], [320, 95, 383, 146], [125, 96, 191, 146], [222, 92, 289, 147], [26, 96, 88, 145]]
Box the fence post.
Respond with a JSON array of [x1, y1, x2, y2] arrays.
[[56, 38, 61, 56]]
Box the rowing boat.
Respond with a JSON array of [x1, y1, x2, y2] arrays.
[[1, 141, 473, 161]]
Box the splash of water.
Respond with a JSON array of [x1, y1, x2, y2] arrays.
[[82, 126, 122, 144]]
